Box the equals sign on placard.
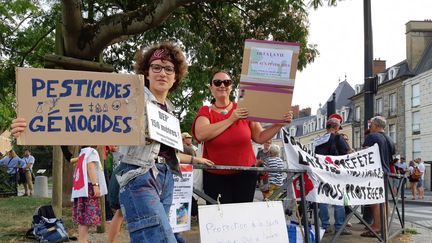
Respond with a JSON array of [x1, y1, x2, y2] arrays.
[[69, 104, 84, 112]]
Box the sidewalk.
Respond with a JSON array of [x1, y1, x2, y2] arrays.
[[403, 187, 432, 205], [83, 189, 432, 243], [25, 182, 430, 242]]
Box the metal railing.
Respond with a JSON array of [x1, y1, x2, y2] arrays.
[[193, 164, 407, 243], [325, 172, 406, 243], [192, 164, 311, 243]]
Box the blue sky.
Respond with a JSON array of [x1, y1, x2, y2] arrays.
[[292, 0, 432, 113]]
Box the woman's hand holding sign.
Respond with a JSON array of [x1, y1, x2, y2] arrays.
[[273, 110, 294, 127], [228, 107, 249, 123], [10, 118, 27, 138]]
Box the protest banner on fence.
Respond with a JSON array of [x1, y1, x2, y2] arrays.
[[237, 39, 300, 123], [282, 131, 385, 206], [169, 164, 193, 233], [146, 102, 183, 151], [199, 201, 288, 243], [15, 67, 145, 145]]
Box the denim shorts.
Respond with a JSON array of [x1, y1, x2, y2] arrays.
[[108, 165, 123, 210], [417, 179, 424, 188], [119, 163, 176, 243]]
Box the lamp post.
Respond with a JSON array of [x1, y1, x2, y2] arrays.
[[363, 0, 374, 130]]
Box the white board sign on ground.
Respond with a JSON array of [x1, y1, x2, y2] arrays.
[[199, 201, 288, 243]]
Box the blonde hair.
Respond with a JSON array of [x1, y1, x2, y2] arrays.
[[268, 144, 280, 157], [8, 150, 17, 158]]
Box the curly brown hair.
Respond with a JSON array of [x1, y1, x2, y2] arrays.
[[133, 42, 188, 92]]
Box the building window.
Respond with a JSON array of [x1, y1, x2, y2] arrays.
[[354, 131, 360, 150], [303, 125, 307, 135], [341, 111, 346, 122], [290, 127, 296, 136], [389, 124, 396, 142], [389, 93, 397, 116], [412, 111, 420, 134], [413, 139, 421, 160], [355, 106, 361, 122], [412, 83, 420, 107], [375, 98, 383, 115]]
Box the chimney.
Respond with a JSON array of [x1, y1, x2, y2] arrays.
[[373, 58, 386, 75], [299, 108, 311, 118], [327, 93, 336, 117], [406, 20, 432, 71], [291, 105, 300, 119]]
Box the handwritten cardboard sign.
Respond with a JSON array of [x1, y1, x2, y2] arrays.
[[238, 39, 300, 123], [146, 102, 183, 151], [199, 201, 289, 243], [15, 67, 146, 145], [169, 164, 193, 233]]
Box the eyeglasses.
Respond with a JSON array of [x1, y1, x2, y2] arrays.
[[212, 79, 232, 87], [150, 64, 175, 75]]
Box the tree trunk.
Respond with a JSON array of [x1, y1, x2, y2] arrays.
[[62, 146, 79, 207], [52, 146, 63, 217]]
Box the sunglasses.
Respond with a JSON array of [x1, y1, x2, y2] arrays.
[[212, 79, 232, 87]]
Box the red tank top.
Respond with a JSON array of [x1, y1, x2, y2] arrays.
[[192, 103, 256, 174]]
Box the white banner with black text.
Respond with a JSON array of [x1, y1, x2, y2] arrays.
[[283, 132, 385, 206]]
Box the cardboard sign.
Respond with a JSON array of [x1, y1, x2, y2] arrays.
[[238, 39, 300, 123], [15, 67, 145, 145], [199, 201, 289, 243], [169, 164, 193, 233], [146, 102, 183, 151]]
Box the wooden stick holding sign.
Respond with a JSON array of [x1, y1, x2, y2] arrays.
[[15, 67, 146, 145]]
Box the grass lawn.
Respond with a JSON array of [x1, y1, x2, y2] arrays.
[[0, 196, 76, 242]]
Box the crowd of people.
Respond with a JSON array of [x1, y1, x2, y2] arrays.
[[6, 41, 428, 243], [0, 149, 35, 196]]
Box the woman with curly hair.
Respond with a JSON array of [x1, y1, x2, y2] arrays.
[[112, 43, 213, 242], [11, 42, 214, 243]]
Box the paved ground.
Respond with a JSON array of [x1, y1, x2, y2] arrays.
[[80, 190, 432, 242], [20, 181, 431, 242]]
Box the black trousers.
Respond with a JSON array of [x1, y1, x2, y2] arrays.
[[203, 170, 258, 204]]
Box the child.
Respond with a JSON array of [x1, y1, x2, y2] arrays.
[[71, 147, 107, 243], [263, 144, 285, 199]]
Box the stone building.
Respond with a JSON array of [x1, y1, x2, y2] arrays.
[[280, 80, 355, 151], [403, 21, 432, 164]]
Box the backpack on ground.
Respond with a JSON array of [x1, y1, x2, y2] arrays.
[[410, 167, 422, 181], [25, 205, 70, 242]]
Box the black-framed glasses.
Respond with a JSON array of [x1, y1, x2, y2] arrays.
[[150, 64, 175, 75], [212, 79, 232, 87]]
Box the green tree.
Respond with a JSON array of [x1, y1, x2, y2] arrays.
[[0, 0, 58, 133], [0, 0, 341, 134]]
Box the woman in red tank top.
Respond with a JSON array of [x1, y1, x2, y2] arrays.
[[192, 70, 293, 203]]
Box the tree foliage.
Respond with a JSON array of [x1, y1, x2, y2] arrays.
[[0, 0, 58, 133], [0, 0, 340, 134]]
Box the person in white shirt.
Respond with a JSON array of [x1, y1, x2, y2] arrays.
[[23, 149, 35, 196], [416, 158, 426, 200]]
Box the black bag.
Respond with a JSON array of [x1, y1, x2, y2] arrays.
[[25, 205, 70, 242], [31, 171, 35, 183], [18, 168, 27, 184]]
